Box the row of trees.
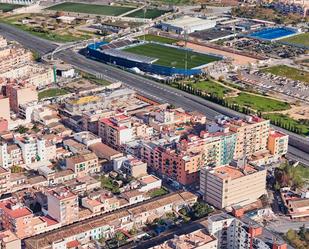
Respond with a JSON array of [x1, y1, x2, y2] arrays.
[[269, 118, 304, 135]]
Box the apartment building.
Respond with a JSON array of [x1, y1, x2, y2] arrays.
[[24, 191, 197, 249], [0, 143, 23, 169], [151, 229, 217, 249], [0, 167, 10, 195], [5, 84, 38, 113], [225, 116, 270, 159], [46, 187, 79, 225], [66, 152, 100, 177], [0, 200, 34, 239], [14, 135, 55, 165], [113, 155, 148, 178], [267, 130, 289, 158], [0, 230, 21, 249], [0, 45, 32, 74], [0, 64, 54, 88], [0, 96, 10, 123], [208, 213, 288, 249], [98, 114, 134, 148], [0, 118, 8, 133], [200, 163, 267, 209], [273, 0, 309, 17]]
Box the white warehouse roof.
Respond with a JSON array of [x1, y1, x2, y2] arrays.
[[163, 15, 216, 31]]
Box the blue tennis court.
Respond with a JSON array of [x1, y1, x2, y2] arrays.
[[247, 27, 298, 41]]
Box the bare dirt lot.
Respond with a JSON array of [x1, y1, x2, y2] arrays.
[[181, 41, 259, 66]]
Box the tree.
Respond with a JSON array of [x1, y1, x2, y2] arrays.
[[16, 125, 29, 134], [192, 202, 213, 219], [115, 231, 126, 247]]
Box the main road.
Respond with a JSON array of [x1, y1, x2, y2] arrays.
[[0, 23, 308, 165]]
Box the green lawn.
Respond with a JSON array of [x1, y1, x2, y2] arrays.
[[261, 65, 309, 85], [188, 80, 232, 98], [295, 164, 309, 180], [149, 187, 168, 198], [280, 33, 309, 47], [263, 113, 309, 136], [47, 2, 135, 16], [125, 8, 168, 19], [81, 72, 111, 86], [38, 88, 69, 100], [137, 34, 178, 44], [124, 43, 220, 69], [0, 3, 23, 12], [227, 93, 290, 112]]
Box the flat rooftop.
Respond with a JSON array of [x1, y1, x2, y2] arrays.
[[212, 165, 258, 180], [164, 16, 215, 29]]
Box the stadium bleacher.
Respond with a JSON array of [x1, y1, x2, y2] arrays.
[[100, 40, 134, 50], [102, 49, 157, 64]]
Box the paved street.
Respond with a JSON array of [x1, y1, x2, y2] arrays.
[[0, 23, 308, 165]]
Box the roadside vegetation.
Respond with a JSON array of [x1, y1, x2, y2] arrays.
[[261, 65, 309, 85], [263, 113, 309, 136]]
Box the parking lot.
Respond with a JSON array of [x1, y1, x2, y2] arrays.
[[237, 70, 309, 104]]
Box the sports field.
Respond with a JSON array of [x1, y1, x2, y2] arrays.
[[123, 43, 220, 69], [47, 2, 135, 16], [136, 34, 179, 44], [262, 65, 309, 84], [280, 33, 309, 48], [0, 3, 23, 12], [125, 8, 168, 19]]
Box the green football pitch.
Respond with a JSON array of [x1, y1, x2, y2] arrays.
[[123, 43, 221, 69], [125, 8, 169, 19], [0, 3, 23, 12], [47, 2, 135, 16]]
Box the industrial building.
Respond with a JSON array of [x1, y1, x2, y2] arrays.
[[160, 16, 216, 34]]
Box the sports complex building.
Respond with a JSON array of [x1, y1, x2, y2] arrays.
[[86, 40, 223, 76]]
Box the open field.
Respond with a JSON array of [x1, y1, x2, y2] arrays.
[[188, 80, 232, 98], [38, 88, 69, 100], [280, 32, 309, 47], [227, 93, 291, 112], [136, 34, 179, 44], [0, 3, 23, 12], [263, 113, 309, 136], [125, 8, 168, 19], [262, 65, 309, 84], [124, 43, 220, 68], [0, 14, 93, 42], [47, 2, 134, 16]]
